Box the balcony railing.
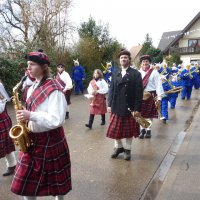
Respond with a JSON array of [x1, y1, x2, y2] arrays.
[[170, 46, 200, 55]]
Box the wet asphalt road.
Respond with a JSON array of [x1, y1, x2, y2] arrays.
[[0, 89, 200, 200]]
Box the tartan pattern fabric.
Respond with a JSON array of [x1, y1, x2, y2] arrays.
[[22, 85, 31, 102], [0, 107, 15, 158], [141, 92, 158, 118], [90, 94, 107, 115], [55, 75, 71, 105], [142, 68, 154, 90], [11, 127, 71, 196], [89, 80, 107, 115], [106, 113, 140, 139], [55, 74, 65, 88], [26, 79, 63, 111]]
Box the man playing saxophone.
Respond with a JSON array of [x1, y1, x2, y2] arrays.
[[11, 51, 71, 200]]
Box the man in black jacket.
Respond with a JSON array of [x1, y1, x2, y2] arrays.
[[106, 49, 143, 160]]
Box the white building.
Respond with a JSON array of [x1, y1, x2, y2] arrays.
[[158, 12, 200, 65]]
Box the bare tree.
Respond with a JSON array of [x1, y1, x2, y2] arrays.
[[0, 0, 73, 53]]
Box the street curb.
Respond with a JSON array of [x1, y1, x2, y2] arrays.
[[139, 99, 200, 200]]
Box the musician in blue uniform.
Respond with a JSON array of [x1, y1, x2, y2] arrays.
[[171, 63, 178, 76], [160, 76, 172, 123], [181, 64, 196, 100], [193, 62, 200, 89], [103, 62, 114, 85], [155, 63, 171, 79], [170, 75, 181, 109]]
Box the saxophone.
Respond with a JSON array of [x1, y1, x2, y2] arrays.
[[9, 76, 32, 153], [128, 108, 151, 128]]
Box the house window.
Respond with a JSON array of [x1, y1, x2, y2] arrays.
[[190, 59, 200, 65], [188, 39, 200, 47]]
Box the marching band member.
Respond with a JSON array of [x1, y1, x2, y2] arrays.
[[139, 55, 164, 139], [193, 62, 200, 89], [56, 63, 73, 119], [106, 49, 143, 161], [171, 63, 178, 75], [85, 69, 108, 129], [11, 51, 71, 200], [102, 62, 114, 85], [170, 75, 181, 109], [181, 64, 196, 100], [160, 75, 172, 123], [156, 62, 171, 79], [0, 80, 17, 176]]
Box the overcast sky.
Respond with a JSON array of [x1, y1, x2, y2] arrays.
[[69, 0, 200, 49]]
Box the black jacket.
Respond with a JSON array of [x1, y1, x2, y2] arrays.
[[108, 67, 143, 117]]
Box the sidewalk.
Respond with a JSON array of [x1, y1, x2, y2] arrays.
[[155, 98, 200, 200]]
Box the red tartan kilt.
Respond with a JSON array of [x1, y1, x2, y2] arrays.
[[65, 90, 71, 105], [141, 93, 158, 118], [106, 113, 140, 139], [0, 107, 15, 158], [11, 127, 71, 196], [90, 94, 107, 115]]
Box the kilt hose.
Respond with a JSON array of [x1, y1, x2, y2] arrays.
[[106, 113, 140, 139], [65, 90, 71, 105], [11, 127, 71, 196], [141, 92, 158, 119], [0, 108, 15, 158]]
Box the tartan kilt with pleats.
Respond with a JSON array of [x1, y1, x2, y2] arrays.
[[0, 107, 15, 158], [141, 92, 158, 118], [11, 126, 71, 196], [106, 113, 140, 139]]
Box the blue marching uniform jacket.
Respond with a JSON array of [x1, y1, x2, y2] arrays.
[[158, 67, 171, 79], [103, 65, 114, 84]]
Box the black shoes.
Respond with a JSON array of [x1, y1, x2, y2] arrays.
[[3, 166, 16, 176], [145, 130, 151, 138], [111, 147, 125, 158], [111, 148, 131, 161], [139, 129, 146, 139], [139, 129, 151, 139], [65, 112, 69, 119], [101, 121, 105, 125], [85, 124, 92, 129], [124, 149, 131, 161]]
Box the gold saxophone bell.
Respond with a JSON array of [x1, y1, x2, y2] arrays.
[[9, 125, 30, 153]]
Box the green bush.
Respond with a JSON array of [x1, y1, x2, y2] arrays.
[[0, 58, 24, 95]]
